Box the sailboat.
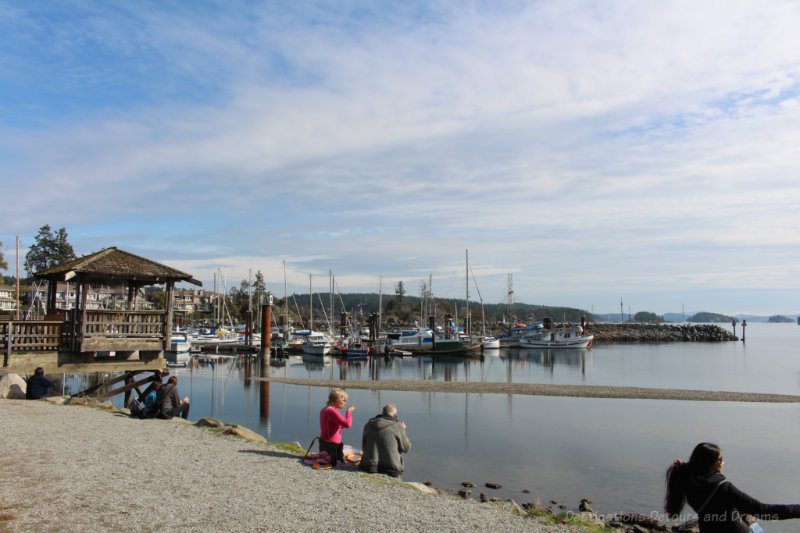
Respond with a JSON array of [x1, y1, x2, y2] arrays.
[[467, 251, 500, 349], [302, 274, 332, 357]]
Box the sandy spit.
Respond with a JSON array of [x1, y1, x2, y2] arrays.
[[254, 378, 800, 403], [0, 400, 586, 533]]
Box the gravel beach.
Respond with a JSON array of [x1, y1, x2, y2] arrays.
[[0, 400, 585, 533]]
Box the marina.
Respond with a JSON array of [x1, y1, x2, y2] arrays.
[[88, 322, 800, 532]]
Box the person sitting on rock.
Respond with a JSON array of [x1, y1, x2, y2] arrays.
[[156, 376, 190, 419], [358, 403, 411, 477], [26, 367, 53, 400]]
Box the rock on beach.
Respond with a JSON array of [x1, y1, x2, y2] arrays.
[[0, 400, 586, 533]]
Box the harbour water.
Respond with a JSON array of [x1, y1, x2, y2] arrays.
[[106, 323, 800, 529]]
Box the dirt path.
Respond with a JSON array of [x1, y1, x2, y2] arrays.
[[253, 377, 800, 403]]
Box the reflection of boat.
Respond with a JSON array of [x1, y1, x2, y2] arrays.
[[303, 331, 331, 356], [519, 325, 593, 348], [301, 353, 329, 370]]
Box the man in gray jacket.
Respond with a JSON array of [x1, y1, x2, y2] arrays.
[[359, 403, 411, 477]]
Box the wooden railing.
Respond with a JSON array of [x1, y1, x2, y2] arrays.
[[80, 310, 165, 338], [3, 311, 168, 364], [2, 320, 63, 366]]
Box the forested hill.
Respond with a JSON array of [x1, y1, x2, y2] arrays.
[[687, 311, 736, 323], [283, 292, 591, 325]]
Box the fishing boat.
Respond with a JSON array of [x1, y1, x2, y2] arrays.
[[302, 331, 331, 356], [519, 325, 594, 349], [387, 323, 433, 350], [405, 318, 482, 357], [500, 322, 545, 347]]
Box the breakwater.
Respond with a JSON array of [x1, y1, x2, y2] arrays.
[[582, 322, 737, 343]]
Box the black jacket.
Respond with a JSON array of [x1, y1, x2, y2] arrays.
[[686, 470, 800, 532]]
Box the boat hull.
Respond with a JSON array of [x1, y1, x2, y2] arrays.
[[519, 335, 594, 349]]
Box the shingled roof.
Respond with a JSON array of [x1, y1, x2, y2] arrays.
[[33, 247, 202, 286]]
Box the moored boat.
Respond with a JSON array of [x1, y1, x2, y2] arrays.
[[303, 331, 331, 356], [166, 331, 192, 365], [480, 336, 501, 349], [519, 325, 593, 349]]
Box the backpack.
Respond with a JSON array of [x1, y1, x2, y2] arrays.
[[129, 398, 143, 418]]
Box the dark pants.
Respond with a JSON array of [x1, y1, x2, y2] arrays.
[[319, 438, 344, 466], [161, 403, 190, 419]]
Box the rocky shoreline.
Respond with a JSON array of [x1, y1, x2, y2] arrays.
[[583, 323, 737, 343]]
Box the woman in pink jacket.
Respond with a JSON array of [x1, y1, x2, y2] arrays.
[[319, 388, 354, 466]]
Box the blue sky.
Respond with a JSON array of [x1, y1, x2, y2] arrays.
[[2, 1, 799, 316]]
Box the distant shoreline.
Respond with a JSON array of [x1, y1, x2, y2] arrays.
[[253, 377, 800, 403]]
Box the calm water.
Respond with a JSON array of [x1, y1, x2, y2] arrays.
[[101, 323, 800, 529]]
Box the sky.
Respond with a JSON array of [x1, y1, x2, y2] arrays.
[[1, 1, 799, 317]]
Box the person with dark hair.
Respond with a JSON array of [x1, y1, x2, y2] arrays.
[[26, 367, 52, 399], [156, 376, 190, 419], [358, 403, 411, 477], [665, 442, 800, 532]]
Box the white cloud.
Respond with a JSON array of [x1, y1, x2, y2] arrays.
[[1, 1, 799, 314]]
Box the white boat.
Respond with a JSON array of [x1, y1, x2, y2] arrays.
[[500, 322, 545, 347], [519, 325, 593, 349], [481, 336, 501, 349], [303, 331, 331, 356], [388, 323, 433, 349], [166, 331, 192, 364], [190, 327, 240, 346]]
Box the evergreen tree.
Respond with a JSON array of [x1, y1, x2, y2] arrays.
[[253, 271, 268, 304], [0, 241, 7, 272], [25, 225, 77, 273]]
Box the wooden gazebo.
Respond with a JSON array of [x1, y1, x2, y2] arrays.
[[30, 247, 201, 363]]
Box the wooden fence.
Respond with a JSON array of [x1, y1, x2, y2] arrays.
[[2, 320, 63, 366], [3, 310, 167, 365]]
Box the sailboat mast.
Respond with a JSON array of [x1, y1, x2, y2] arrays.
[[283, 260, 289, 332], [465, 249, 470, 336], [309, 274, 313, 332]]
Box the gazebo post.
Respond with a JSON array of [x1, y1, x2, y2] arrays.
[[79, 282, 89, 351], [164, 280, 175, 351]]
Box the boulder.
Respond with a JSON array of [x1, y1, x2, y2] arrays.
[[196, 417, 224, 428], [0, 374, 27, 399], [222, 424, 267, 444], [405, 481, 439, 494], [44, 395, 69, 405], [485, 482, 502, 489], [457, 488, 471, 499]]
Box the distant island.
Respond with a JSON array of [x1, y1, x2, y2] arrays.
[[687, 311, 736, 323], [767, 315, 794, 323]]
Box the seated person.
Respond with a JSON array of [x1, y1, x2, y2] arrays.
[[156, 376, 190, 419], [135, 370, 163, 402], [26, 367, 53, 400], [141, 380, 161, 418], [359, 403, 411, 477]]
